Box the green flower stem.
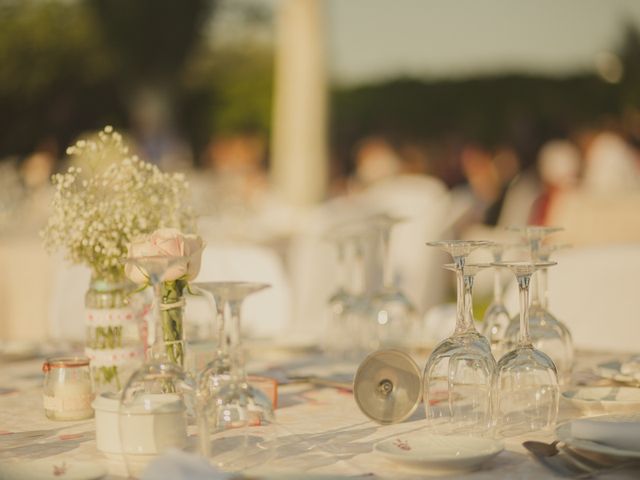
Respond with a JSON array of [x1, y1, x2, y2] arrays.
[[160, 279, 186, 366], [91, 325, 123, 389]]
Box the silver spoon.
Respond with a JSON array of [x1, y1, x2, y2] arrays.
[[524, 440, 640, 478]]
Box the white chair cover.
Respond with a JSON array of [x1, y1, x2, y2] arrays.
[[49, 257, 91, 342], [189, 243, 292, 339], [360, 175, 454, 313], [504, 244, 640, 352], [286, 175, 454, 342]]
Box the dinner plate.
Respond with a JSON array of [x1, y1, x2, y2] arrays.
[[561, 386, 640, 414], [595, 360, 640, 386], [374, 433, 504, 472], [0, 460, 107, 480], [556, 421, 640, 459]]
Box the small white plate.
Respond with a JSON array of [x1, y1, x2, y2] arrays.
[[374, 433, 504, 472], [595, 361, 640, 386], [0, 460, 107, 480], [557, 421, 640, 459], [562, 386, 640, 414]]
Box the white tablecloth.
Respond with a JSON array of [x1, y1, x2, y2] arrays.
[[0, 350, 638, 479]]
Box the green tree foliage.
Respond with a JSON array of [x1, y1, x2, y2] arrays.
[[0, 0, 119, 154]]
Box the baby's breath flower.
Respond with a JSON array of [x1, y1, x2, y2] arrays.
[[41, 126, 195, 282]]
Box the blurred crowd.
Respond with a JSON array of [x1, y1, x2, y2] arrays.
[[1, 122, 640, 342], [2, 123, 640, 243]]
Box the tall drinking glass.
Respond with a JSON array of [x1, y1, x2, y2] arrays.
[[324, 232, 356, 358], [493, 261, 559, 437], [341, 235, 376, 358], [423, 241, 496, 435], [370, 214, 417, 350]]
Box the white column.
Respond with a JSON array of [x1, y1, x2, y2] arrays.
[[271, 0, 328, 206]]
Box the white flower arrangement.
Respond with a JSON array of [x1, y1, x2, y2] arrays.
[[42, 126, 195, 282]]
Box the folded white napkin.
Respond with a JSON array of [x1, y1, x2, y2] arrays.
[[571, 414, 640, 451], [620, 355, 640, 380], [141, 449, 231, 480]]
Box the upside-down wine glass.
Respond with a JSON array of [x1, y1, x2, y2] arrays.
[[530, 242, 573, 381], [192, 283, 233, 400], [492, 261, 559, 437], [423, 240, 496, 435], [504, 226, 573, 382], [341, 234, 376, 359], [482, 242, 512, 357], [370, 214, 418, 350], [199, 282, 276, 472], [119, 256, 197, 478]]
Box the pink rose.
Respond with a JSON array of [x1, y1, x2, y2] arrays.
[[125, 228, 204, 283]]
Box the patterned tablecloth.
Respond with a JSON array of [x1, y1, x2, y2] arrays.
[[0, 349, 638, 479]]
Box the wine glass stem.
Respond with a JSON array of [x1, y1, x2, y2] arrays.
[[454, 267, 468, 334], [463, 273, 475, 331], [228, 299, 247, 384], [214, 294, 228, 356], [351, 241, 366, 296], [381, 227, 393, 289], [539, 267, 549, 310], [517, 274, 532, 347]]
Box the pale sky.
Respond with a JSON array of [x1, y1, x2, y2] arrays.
[[219, 0, 640, 84]]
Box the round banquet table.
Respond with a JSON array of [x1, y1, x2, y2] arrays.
[[0, 349, 638, 480]]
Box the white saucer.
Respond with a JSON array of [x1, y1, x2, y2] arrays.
[[0, 460, 107, 480], [562, 386, 640, 414], [557, 420, 640, 459], [374, 433, 504, 472]]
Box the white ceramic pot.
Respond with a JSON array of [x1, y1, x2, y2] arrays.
[[120, 393, 188, 455], [92, 392, 122, 453], [93, 392, 188, 455]]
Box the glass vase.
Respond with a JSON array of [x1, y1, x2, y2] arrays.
[[157, 279, 187, 367], [84, 275, 144, 393]]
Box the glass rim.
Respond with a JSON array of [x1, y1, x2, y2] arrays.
[[426, 240, 491, 247], [506, 225, 564, 234], [43, 355, 90, 371], [491, 261, 557, 268], [443, 262, 492, 271]]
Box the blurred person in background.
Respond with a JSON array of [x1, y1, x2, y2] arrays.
[[454, 143, 531, 235], [131, 89, 194, 173], [349, 136, 402, 192], [529, 139, 582, 225], [582, 131, 640, 194], [195, 131, 299, 244], [546, 130, 640, 245]]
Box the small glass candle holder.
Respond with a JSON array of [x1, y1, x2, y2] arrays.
[[42, 356, 94, 421]]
